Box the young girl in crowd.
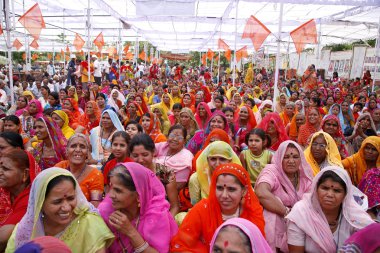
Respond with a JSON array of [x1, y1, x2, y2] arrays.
[[240, 128, 273, 186]]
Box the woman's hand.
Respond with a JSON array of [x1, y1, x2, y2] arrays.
[[109, 210, 135, 237]]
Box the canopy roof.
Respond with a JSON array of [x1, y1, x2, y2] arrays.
[[2, 0, 380, 54]]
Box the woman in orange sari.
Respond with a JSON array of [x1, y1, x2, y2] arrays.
[[298, 107, 321, 148], [181, 93, 196, 113], [140, 112, 167, 143], [279, 102, 295, 127], [62, 98, 82, 129], [77, 101, 101, 134], [170, 163, 265, 253]]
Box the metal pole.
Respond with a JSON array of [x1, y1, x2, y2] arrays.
[[372, 16, 380, 92], [217, 51, 221, 84], [272, 3, 284, 111], [118, 22, 122, 79], [4, 0, 14, 105], [232, 0, 239, 87], [316, 21, 322, 80], [87, 0, 91, 84]]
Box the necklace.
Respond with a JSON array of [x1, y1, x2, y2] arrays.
[[163, 149, 181, 166], [222, 206, 240, 221], [68, 164, 87, 181]]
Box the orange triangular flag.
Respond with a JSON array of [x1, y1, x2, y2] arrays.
[[242, 16, 271, 52], [126, 52, 133, 60], [73, 33, 85, 51], [18, 3, 45, 39], [55, 54, 61, 61], [290, 19, 317, 54], [32, 53, 38, 61], [93, 32, 105, 51], [108, 47, 117, 56], [236, 46, 248, 63], [12, 39, 23, 50], [123, 44, 130, 54], [139, 50, 146, 61], [218, 39, 231, 61], [0, 24, 3, 35], [224, 50, 231, 61], [65, 55, 70, 61], [214, 55, 219, 62], [22, 53, 26, 61], [201, 53, 207, 65], [47, 53, 52, 60], [207, 49, 214, 61], [30, 39, 39, 49]]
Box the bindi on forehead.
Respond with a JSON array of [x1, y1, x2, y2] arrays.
[[223, 240, 229, 248]]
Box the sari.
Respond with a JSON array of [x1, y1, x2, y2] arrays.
[[140, 112, 167, 143], [298, 108, 321, 147], [181, 93, 196, 113], [33, 116, 67, 170], [304, 131, 343, 176], [340, 223, 380, 253], [63, 98, 81, 129], [254, 100, 273, 125], [26, 100, 43, 119], [286, 167, 374, 253], [99, 162, 178, 253], [321, 115, 349, 158], [90, 109, 124, 162], [258, 112, 289, 151], [342, 136, 380, 186], [209, 218, 271, 253], [78, 101, 101, 134], [0, 152, 40, 226], [150, 104, 171, 135], [14, 236, 72, 253], [171, 163, 265, 253], [179, 108, 199, 143], [194, 102, 212, 130], [190, 141, 241, 204], [51, 110, 75, 140], [108, 89, 125, 111], [6, 168, 114, 253], [158, 93, 175, 116], [187, 111, 229, 155], [255, 141, 313, 252], [358, 168, 380, 210], [349, 113, 378, 153], [135, 94, 149, 114], [289, 112, 304, 141], [234, 105, 258, 148]]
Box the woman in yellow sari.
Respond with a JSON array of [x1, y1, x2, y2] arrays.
[[51, 110, 76, 140], [151, 105, 171, 136], [304, 131, 343, 176], [170, 85, 182, 104], [244, 63, 254, 84]]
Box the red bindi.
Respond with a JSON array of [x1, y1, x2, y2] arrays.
[[224, 240, 229, 248]]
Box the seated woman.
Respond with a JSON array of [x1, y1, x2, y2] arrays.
[[154, 125, 193, 190], [179, 108, 199, 144], [321, 115, 349, 159], [170, 163, 265, 253], [51, 110, 75, 140], [140, 112, 167, 143], [298, 107, 321, 148], [343, 136, 380, 186], [151, 106, 171, 136], [76, 101, 101, 134], [288, 113, 306, 141], [346, 113, 378, 153], [258, 112, 288, 151], [339, 223, 380, 253], [189, 141, 241, 205], [90, 109, 124, 165], [108, 88, 125, 111], [195, 102, 212, 130], [210, 218, 272, 253], [7, 95, 28, 117], [255, 141, 313, 252], [21, 100, 44, 137], [1, 115, 30, 147], [55, 134, 104, 206], [0, 150, 40, 252], [32, 117, 67, 170], [125, 120, 143, 140], [279, 102, 296, 127], [234, 105, 257, 151], [304, 131, 343, 176], [181, 93, 196, 113], [62, 98, 82, 129], [129, 134, 180, 216], [5, 167, 114, 253], [120, 101, 143, 126], [98, 163, 178, 253], [358, 168, 380, 221], [287, 167, 374, 252]]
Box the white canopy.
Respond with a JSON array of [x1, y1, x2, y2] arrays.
[[1, 0, 380, 53]]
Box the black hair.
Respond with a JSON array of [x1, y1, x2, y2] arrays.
[[216, 225, 252, 253], [311, 97, 321, 107], [317, 170, 347, 194], [111, 131, 131, 145], [60, 88, 68, 94], [49, 92, 59, 102], [125, 120, 143, 133], [96, 93, 107, 100], [108, 165, 137, 191], [3, 115, 21, 125], [142, 112, 151, 119], [43, 108, 55, 116], [168, 124, 187, 140], [217, 87, 225, 96], [215, 95, 224, 104], [45, 175, 76, 198], [0, 132, 24, 149], [246, 98, 255, 107], [245, 128, 271, 148], [41, 85, 50, 94], [222, 107, 234, 114], [128, 133, 155, 154], [354, 102, 363, 110], [172, 103, 183, 110]]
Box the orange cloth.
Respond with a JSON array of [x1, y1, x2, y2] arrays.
[[279, 111, 293, 127], [297, 108, 321, 146], [78, 101, 100, 134], [170, 163, 265, 253], [140, 112, 167, 143], [289, 112, 300, 141], [63, 98, 81, 129], [181, 93, 196, 113], [55, 160, 104, 201]]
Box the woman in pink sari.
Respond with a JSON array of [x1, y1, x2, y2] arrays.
[[255, 141, 313, 252], [194, 102, 212, 130], [287, 167, 374, 252], [98, 162, 178, 253]]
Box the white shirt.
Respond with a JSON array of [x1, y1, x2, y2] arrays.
[[94, 60, 102, 77], [47, 64, 55, 76], [104, 62, 111, 74], [0, 89, 8, 105]]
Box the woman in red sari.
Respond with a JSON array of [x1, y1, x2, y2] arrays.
[[298, 107, 321, 148], [77, 101, 101, 134], [234, 105, 257, 151], [140, 112, 167, 143], [258, 112, 289, 151], [62, 98, 82, 129], [181, 93, 196, 113], [170, 163, 265, 253]]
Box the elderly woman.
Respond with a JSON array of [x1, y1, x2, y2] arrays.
[[280, 102, 296, 127], [171, 163, 265, 253], [140, 112, 167, 143], [62, 98, 82, 129], [258, 112, 289, 151], [51, 110, 75, 140], [275, 93, 288, 114], [98, 163, 178, 253], [5, 168, 114, 253], [321, 115, 349, 159], [90, 109, 124, 165], [288, 113, 306, 141], [195, 102, 212, 130], [7, 95, 28, 117], [304, 131, 343, 176], [346, 113, 377, 153], [179, 108, 199, 144], [189, 141, 241, 205], [32, 117, 67, 170], [343, 136, 380, 186], [298, 107, 321, 148], [108, 88, 125, 111], [287, 167, 374, 252], [255, 141, 313, 252], [151, 106, 171, 136], [0, 150, 40, 251], [55, 134, 104, 206], [155, 125, 194, 190], [210, 217, 271, 253]]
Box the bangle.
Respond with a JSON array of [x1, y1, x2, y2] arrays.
[[134, 241, 149, 253]]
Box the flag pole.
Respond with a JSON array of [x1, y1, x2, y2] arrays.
[[87, 0, 91, 84], [217, 51, 221, 84], [233, 0, 239, 87], [4, 0, 14, 106], [372, 16, 380, 92], [118, 22, 122, 79], [273, 2, 284, 111]]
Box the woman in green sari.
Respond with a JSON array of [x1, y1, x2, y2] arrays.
[[6, 167, 114, 253]]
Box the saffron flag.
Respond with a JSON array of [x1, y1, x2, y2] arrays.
[[236, 46, 248, 63], [139, 50, 146, 61], [93, 32, 105, 51], [61, 49, 65, 56], [218, 39, 231, 61], [126, 52, 134, 60], [22, 53, 26, 61], [242, 16, 271, 52], [290, 19, 317, 54], [108, 47, 117, 56], [55, 54, 61, 61], [32, 53, 39, 61], [207, 49, 214, 61], [18, 3, 45, 39], [123, 44, 130, 54], [47, 53, 52, 60], [0, 24, 3, 35], [30, 39, 39, 49], [201, 53, 207, 65], [12, 39, 23, 50], [73, 33, 85, 51]]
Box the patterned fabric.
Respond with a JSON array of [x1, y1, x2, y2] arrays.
[[358, 168, 380, 209]]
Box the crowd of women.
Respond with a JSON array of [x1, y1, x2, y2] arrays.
[[0, 62, 379, 253]]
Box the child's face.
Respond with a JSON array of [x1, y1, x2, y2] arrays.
[[353, 105, 361, 113], [224, 111, 234, 123]]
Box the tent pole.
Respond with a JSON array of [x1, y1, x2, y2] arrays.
[[316, 21, 322, 80], [118, 22, 121, 79], [87, 0, 91, 84], [273, 2, 284, 111], [217, 51, 221, 84], [232, 0, 239, 87], [4, 0, 14, 106], [373, 16, 380, 92]]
